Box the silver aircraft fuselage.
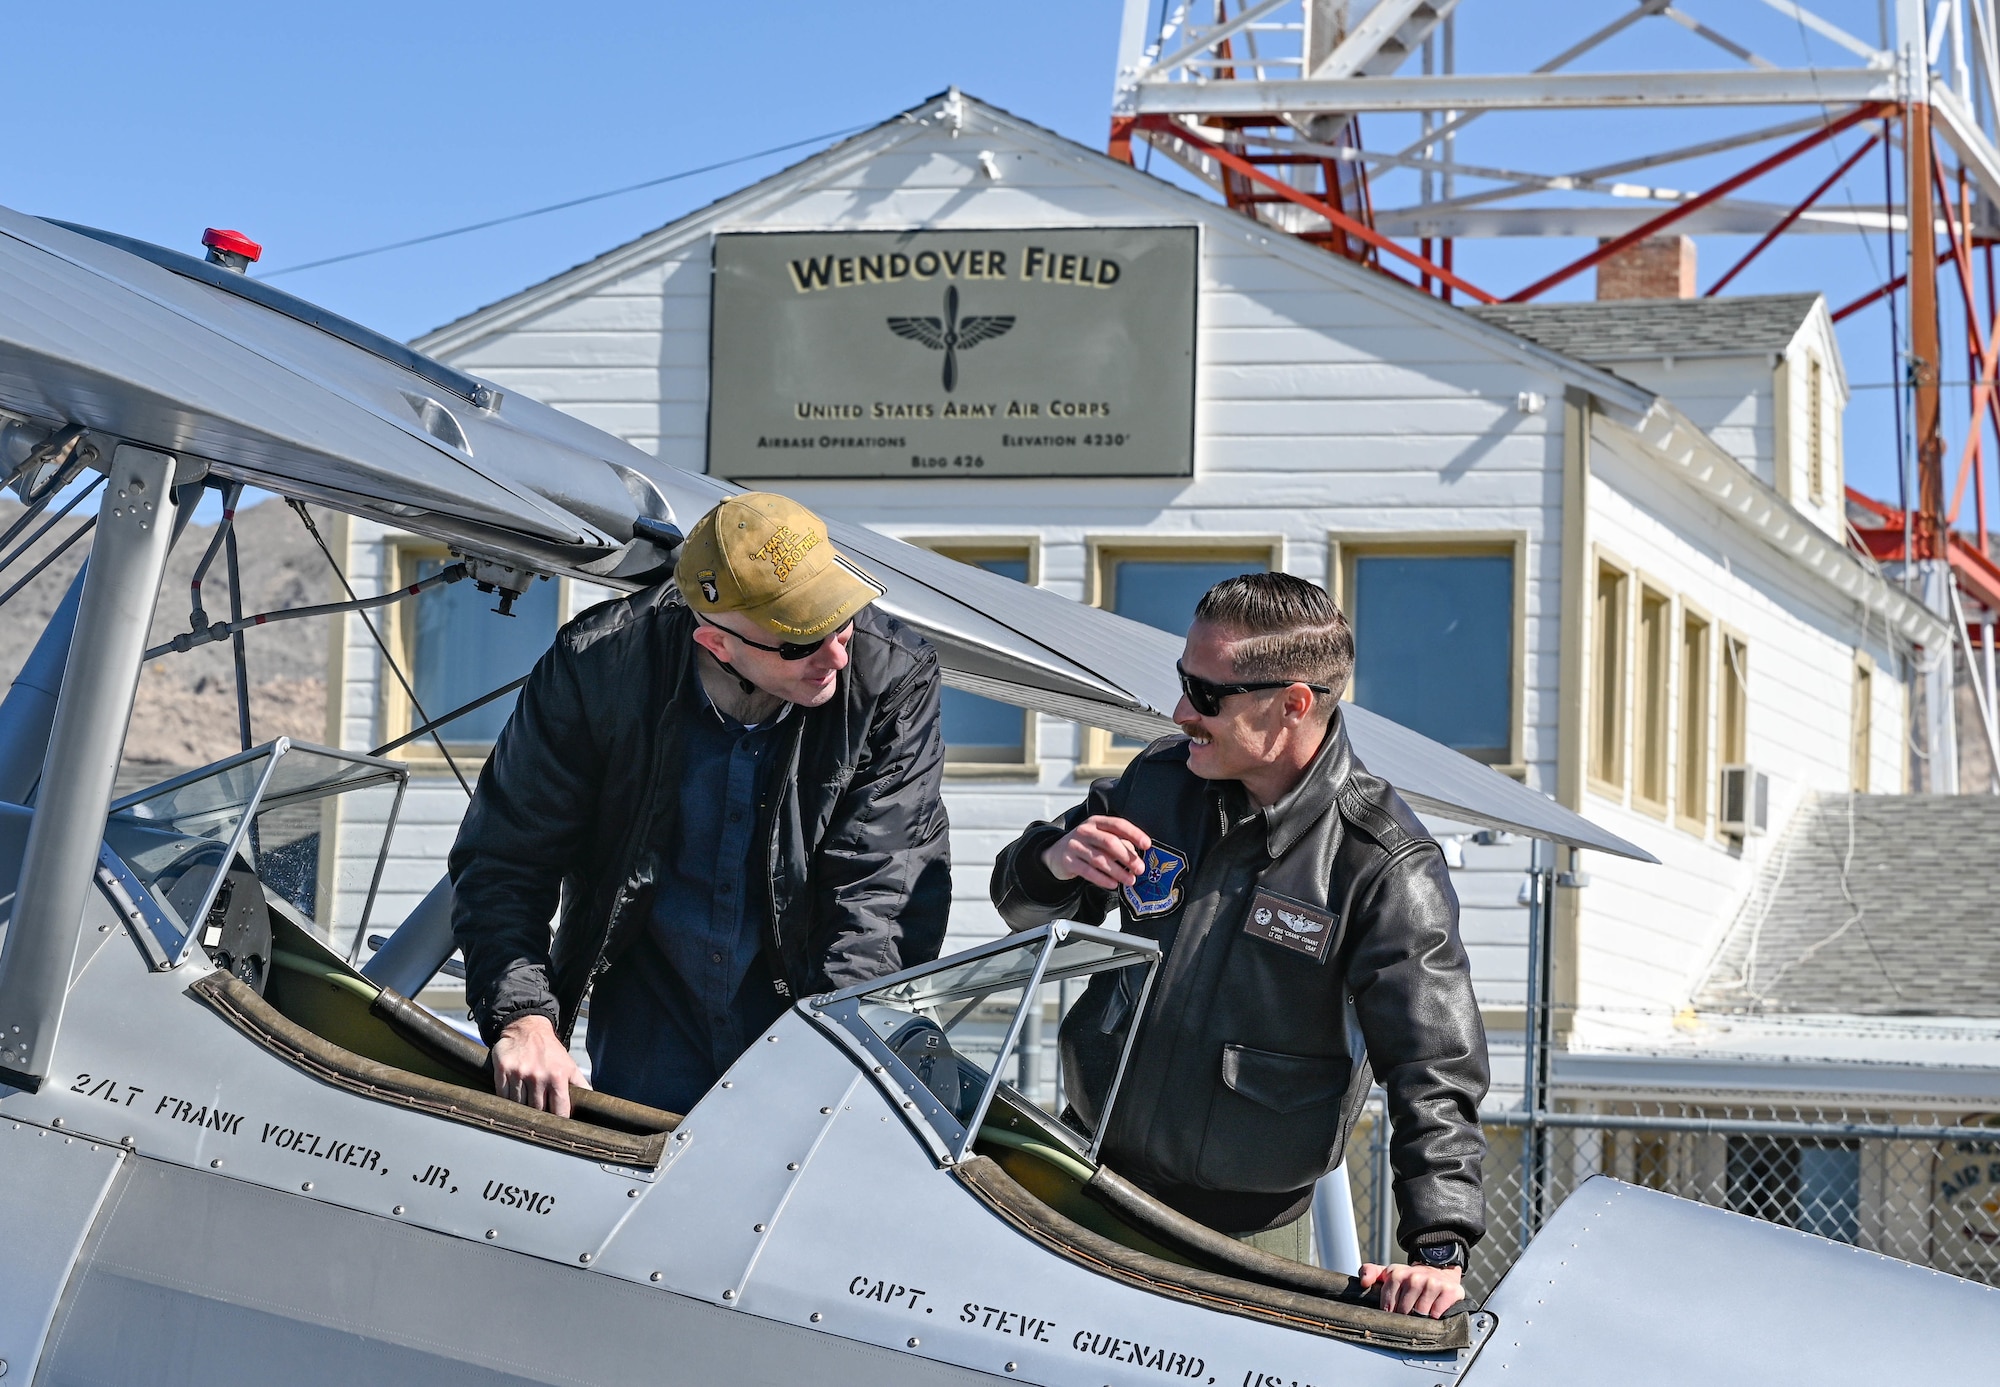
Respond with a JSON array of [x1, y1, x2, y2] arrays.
[[0, 208, 1993, 1385]]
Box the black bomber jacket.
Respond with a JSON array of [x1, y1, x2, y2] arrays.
[[450, 588, 952, 1047], [990, 711, 1488, 1246]]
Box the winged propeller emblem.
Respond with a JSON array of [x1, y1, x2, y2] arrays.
[[885, 285, 1014, 392]]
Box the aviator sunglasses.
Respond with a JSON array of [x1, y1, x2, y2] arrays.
[[1176, 661, 1333, 717], [696, 610, 851, 661]]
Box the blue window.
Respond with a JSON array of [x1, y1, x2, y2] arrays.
[[937, 553, 1033, 764], [1104, 552, 1271, 750], [1349, 552, 1514, 764], [407, 556, 561, 747]]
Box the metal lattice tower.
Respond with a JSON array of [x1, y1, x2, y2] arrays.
[[1110, 0, 2000, 789]]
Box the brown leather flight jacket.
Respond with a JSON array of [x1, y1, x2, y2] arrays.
[[991, 712, 1488, 1246]]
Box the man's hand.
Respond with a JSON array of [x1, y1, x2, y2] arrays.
[[1043, 815, 1152, 890], [491, 1014, 590, 1118], [1358, 1262, 1464, 1318]]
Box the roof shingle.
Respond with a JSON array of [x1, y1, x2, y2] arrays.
[[1696, 793, 2000, 1017], [1469, 293, 1820, 364]]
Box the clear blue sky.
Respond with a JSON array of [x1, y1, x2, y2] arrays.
[[3, 3, 1953, 510]]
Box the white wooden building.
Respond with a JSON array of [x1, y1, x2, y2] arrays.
[[326, 91, 1946, 1104]]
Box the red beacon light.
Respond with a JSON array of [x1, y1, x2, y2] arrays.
[[201, 228, 262, 274]]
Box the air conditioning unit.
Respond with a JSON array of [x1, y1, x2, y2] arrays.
[[1719, 765, 1769, 836]]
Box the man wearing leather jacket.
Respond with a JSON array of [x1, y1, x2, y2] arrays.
[[451, 492, 951, 1119], [990, 573, 1487, 1318]]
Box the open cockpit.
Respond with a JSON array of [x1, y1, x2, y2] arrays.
[[85, 739, 1462, 1351], [98, 739, 683, 1165], [805, 924, 1470, 1351]]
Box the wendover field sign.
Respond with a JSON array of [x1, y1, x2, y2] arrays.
[[707, 227, 1197, 480]]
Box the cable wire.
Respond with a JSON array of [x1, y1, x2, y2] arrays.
[[287, 499, 472, 797], [0, 472, 104, 585], [144, 560, 468, 659], [369, 674, 528, 759], [258, 122, 874, 280], [0, 513, 94, 611], [1752, 792, 1907, 1004], [0, 444, 94, 559]]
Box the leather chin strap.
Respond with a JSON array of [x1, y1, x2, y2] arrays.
[[714, 656, 757, 696], [696, 635, 758, 695]]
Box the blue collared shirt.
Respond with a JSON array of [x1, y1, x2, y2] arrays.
[[585, 677, 790, 1114]]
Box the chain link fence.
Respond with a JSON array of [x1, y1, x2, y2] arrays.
[[1340, 1098, 2000, 1301]]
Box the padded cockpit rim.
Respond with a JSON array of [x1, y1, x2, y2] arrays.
[[1084, 1165, 1375, 1301], [188, 972, 672, 1167], [954, 1156, 1469, 1352], [366, 984, 681, 1138]]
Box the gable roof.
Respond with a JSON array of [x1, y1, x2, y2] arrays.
[[1468, 293, 1823, 365], [1696, 793, 2000, 1018], [411, 90, 1652, 417]]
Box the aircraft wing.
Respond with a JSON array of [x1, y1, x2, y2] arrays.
[[0, 207, 1649, 860], [1466, 1176, 2000, 1383]]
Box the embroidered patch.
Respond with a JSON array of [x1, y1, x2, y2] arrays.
[[751, 524, 820, 581], [1121, 843, 1189, 918], [696, 569, 720, 603], [1243, 888, 1337, 963]]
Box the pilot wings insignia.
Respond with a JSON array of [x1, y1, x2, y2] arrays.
[[885, 284, 1014, 392], [1275, 909, 1323, 935], [1244, 889, 1337, 963]]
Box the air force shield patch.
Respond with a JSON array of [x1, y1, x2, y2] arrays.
[[1122, 843, 1189, 918]]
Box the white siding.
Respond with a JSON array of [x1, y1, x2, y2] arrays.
[[377, 96, 1916, 1054], [1605, 309, 1849, 546], [1571, 421, 1904, 1045], [433, 116, 1573, 1005], [326, 517, 463, 949], [1613, 355, 1773, 488]]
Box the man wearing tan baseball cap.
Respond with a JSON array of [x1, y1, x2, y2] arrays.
[[451, 492, 950, 1118], [675, 491, 885, 709]]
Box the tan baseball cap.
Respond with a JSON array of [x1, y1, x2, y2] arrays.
[[675, 492, 883, 641]]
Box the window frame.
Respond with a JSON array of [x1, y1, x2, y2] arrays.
[[1080, 535, 1285, 776], [1676, 602, 1714, 837], [1328, 531, 1528, 776], [1632, 578, 1674, 819], [1717, 626, 1751, 823], [905, 536, 1043, 778], [1850, 650, 1874, 794], [380, 537, 566, 776], [1588, 551, 1634, 800], [1806, 353, 1826, 504]]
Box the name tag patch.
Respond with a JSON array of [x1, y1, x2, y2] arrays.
[[1121, 843, 1189, 918], [1243, 889, 1336, 962]]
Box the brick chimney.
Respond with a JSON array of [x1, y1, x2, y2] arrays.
[[1595, 235, 1697, 300]]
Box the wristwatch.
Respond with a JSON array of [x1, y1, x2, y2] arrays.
[[1413, 1238, 1468, 1271]]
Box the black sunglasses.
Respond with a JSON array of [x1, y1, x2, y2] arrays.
[[696, 610, 851, 661], [1176, 661, 1333, 717]]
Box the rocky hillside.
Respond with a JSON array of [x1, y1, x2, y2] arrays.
[[0, 492, 336, 786]]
